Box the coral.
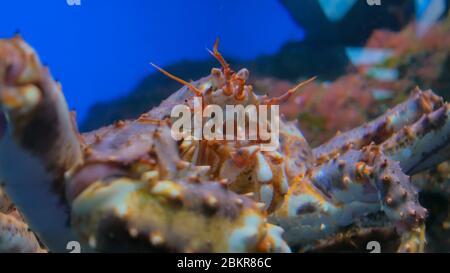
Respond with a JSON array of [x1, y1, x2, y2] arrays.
[[256, 19, 450, 148], [255, 75, 377, 146], [364, 18, 450, 100], [0, 37, 449, 253]]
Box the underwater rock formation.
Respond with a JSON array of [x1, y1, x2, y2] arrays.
[[0, 37, 449, 252], [259, 19, 450, 146], [280, 0, 416, 45]]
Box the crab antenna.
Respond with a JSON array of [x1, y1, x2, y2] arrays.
[[151, 63, 202, 96], [207, 38, 230, 72], [264, 76, 317, 105], [207, 38, 233, 96]]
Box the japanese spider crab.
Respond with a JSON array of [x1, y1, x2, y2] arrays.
[[0, 36, 449, 253]]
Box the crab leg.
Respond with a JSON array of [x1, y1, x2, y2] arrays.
[[382, 103, 450, 175], [0, 212, 47, 253], [270, 146, 426, 250], [313, 89, 443, 160], [0, 37, 83, 251], [0, 184, 45, 252]]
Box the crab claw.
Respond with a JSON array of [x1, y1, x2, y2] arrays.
[[71, 178, 290, 253]]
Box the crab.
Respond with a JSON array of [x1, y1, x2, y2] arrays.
[[0, 36, 449, 253], [0, 184, 45, 252]]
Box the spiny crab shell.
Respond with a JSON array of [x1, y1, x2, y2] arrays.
[[0, 36, 449, 253]]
